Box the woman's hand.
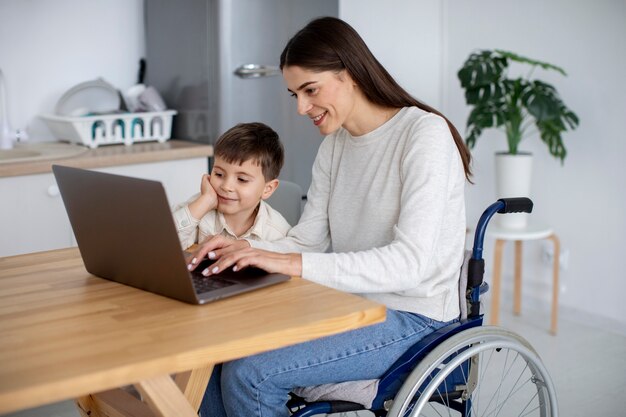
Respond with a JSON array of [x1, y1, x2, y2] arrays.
[[205, 247, 302, 277], [187, 234, 302, 277], [187, 235, 249, 270]]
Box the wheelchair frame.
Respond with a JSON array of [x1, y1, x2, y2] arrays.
[[288, 198, 558, 417]]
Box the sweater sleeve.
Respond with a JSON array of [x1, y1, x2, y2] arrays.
[[249, 137, 333, 254], [301, 116, 464, 295]]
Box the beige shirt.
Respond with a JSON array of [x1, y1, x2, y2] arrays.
[[172, 198, 291, 249]]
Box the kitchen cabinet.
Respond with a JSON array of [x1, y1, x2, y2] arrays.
[[0, 157, 208, 257], [0, 172, 73, 257]]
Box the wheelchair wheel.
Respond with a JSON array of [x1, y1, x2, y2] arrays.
[[386, 326, 558, 417]]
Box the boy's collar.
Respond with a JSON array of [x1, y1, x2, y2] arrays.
[[214, 202, 266, 239]]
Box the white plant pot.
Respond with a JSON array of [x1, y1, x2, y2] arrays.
[[495, 152, 533, 229]]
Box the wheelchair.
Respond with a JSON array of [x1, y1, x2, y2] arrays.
[[287, 198, 558, 417]]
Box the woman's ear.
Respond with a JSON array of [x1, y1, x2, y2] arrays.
[[261, 179, 280, 200]]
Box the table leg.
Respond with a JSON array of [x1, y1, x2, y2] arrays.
[[78, 388, 152, 417], [73, 365, 213, 417], [134, 374, 199, 417], [513, 240, 523, 315], [490, 239, 506, 325], [75, 395, 104, 417], [174, 365, 214, 410], [548, 233, 561, 335]]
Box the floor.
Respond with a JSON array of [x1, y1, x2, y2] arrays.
[[3, 305, 625, 417]]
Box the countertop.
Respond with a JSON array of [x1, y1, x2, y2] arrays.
[[0, 140, 213, 178]]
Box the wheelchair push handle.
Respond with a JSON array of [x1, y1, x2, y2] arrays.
[[472, 197, 533, 261], [497, 197, 533, 214], [467, 197, 533, 317]]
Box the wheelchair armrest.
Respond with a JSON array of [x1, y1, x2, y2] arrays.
[[371, 317, 483, 410]]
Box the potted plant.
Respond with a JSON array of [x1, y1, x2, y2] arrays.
[[457, 49, 579, 228]]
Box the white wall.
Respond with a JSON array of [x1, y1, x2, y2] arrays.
[[0, 0, 145, 142], [444, 0, 626, 331], [342, 0, 626, 331], [339, 0, 443, 110]]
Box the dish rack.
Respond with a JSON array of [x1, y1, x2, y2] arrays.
[[40, 110, 177, 148]]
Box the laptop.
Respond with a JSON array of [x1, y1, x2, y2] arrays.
[[52, 164, 290, 304]]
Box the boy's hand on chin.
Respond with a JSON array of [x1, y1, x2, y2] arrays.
[[199, 174, 218, 210]]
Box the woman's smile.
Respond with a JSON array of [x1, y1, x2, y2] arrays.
[[312, 111, 327, 126]]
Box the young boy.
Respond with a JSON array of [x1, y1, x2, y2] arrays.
[[172, 122, 291, 251]]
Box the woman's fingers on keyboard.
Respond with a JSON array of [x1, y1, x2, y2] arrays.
[[202, 248, 247, 276]]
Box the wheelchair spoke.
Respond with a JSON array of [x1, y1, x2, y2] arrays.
[[465, 347, 547, 417], [494, 365, 534, 416], [516, 389, 540, 417], [479, 349, 508, 415], [486, 349, 531, 417], [495, 348, 512, 413], [519, 403, 541, 417], [475, 342, 497, 414], [492, 353, 529, 417]]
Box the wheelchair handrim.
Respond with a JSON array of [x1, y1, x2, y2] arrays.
[[388, 327, 558, 417]]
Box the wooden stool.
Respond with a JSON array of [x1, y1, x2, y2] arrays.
[[488, 223, 561, 335]]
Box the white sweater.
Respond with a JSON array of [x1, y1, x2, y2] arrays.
[[251, 107, 466, 321]]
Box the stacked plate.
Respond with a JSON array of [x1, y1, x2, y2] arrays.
[[55, 78, 121, 117]]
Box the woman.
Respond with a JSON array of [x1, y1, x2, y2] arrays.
[[193, 16, 472, 417]]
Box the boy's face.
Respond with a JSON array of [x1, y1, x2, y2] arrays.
[[210, 156, 276, 216]]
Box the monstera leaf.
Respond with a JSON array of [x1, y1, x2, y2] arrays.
[[457, 49, 579, 163]]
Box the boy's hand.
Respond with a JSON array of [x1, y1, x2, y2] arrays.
[[188, 174, 217, 219], [200, 174, 216, 201]]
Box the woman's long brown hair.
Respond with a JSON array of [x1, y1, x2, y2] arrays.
[[280, 17, 472, 181]]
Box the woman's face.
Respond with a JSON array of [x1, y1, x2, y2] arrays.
[[282, 65, 357, 135]]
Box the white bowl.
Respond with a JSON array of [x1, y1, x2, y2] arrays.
[[55, 78, 120, 117]]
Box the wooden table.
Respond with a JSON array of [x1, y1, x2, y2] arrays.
[[0, 248, 385, 416]]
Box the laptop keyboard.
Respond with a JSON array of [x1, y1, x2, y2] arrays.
[[192, 274, 237, 293]]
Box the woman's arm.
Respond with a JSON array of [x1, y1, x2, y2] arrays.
[[249, 137, 335, 254]]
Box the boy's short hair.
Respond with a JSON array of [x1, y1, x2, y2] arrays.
[[214, 122, 284, 181]]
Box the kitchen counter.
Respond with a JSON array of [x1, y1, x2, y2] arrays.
[[0, 140, 213, 178]]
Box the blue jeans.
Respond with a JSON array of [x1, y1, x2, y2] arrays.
[[199, 309, 451, 417]]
